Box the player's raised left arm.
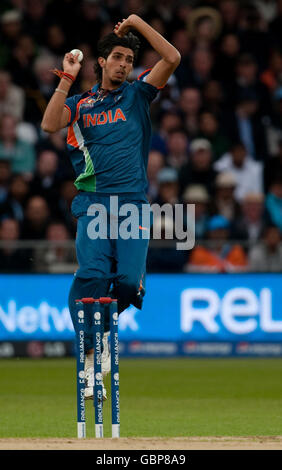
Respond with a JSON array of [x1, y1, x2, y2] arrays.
[[114, 15, 181, 89]]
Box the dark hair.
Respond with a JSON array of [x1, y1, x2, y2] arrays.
[[94, 32, 141, 82], [230, 140, 245, 151]]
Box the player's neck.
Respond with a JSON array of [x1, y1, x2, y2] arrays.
[[101, 77, 124, 92]]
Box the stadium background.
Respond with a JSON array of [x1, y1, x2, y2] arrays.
[[1, 0, 282, 359]]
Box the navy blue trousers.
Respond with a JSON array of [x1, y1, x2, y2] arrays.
[[68, 192, 150, 352]]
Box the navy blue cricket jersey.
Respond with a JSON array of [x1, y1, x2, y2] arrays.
[[64, 71, 158, 193]]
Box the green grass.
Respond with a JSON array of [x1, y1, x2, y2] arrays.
[[0, 358, 282, 438]]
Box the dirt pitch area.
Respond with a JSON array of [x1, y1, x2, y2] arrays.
[[0, 436, 282, 450]]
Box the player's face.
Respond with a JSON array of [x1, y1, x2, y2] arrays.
[[102, 46, 134, 85]]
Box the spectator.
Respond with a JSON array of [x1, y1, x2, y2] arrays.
[[255, 0, 277, 23], [0, 218, 32, 272], [179, 138, 216, 196], [210, 171, 241, 222], [202, 80, 225, 116], [214, 142, 263, 201], [22, 0, 49, 45], [144, 0, 173, 24], [0, 174, 30, 222], [186, 48, 215, 90], [103, 0, 122, 23], [147, 16, 166, 34], [16, 120, 38, 146], [249, 225, 282, 272], [238, 4, 270, 71], [223, 90, 269, 160], [29, 149, 61, 210], [74, 0, 110, 49], [0, 160, 11, 203], [219, 0, 240, 35], [146, 150, 165, 202], [6, 33, 38, 90], [153, 167, 179, 206], [0, 70, 25, 120], [170, 1, 192, 30], [260, 49, 282, 92], [0, 113, 36, 177], [178, 87, 202, 138], [44, 24, 68, 58], [0, 10, 23, 68], [26, 54, 57, 123], [21, 195, 50, 239], [185, 215, 248, 273], [147, 215, 186, 273], [232, 192, 265, 242], [44, 0, 78, 45], [226, 53, 272, 119], [187, 6, 222, 49], [57, 180, 78, 237], [269, 0, 282, 50], [166, 129, 189, 169], [264, 138, 282, 192], [265, 179, 282, 232], [34, 220, 76, 272], [36, 128, 73, 179], [33, 54, 57, 100], [270, 86, 282, 134], [182, 184, 210, 239], [197, 110, 230, 161], [151, 110, 183, 155], [214, 33, 240, 85], [171, 28, 192, 89], [98, 21, 116, 41]]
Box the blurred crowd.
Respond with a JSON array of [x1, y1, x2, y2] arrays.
[[1, 0, 282, 273]]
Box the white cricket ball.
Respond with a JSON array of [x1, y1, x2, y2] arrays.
[[70, 49, 83, 62]]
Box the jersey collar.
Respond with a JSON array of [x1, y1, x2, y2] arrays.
[[90, 81, 128, 95]]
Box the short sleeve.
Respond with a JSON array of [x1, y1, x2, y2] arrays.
[[64, 93, 83, 126], [133, 69, 159, 103]]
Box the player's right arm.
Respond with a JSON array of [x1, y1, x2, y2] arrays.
[[41, 53, 81, 133]]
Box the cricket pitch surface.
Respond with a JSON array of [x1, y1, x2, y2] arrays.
[[0, 436, 282, 450]]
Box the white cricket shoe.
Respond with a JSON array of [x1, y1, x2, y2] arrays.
[[84, 352, 107, 401], [102, 331, 111, 377]]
